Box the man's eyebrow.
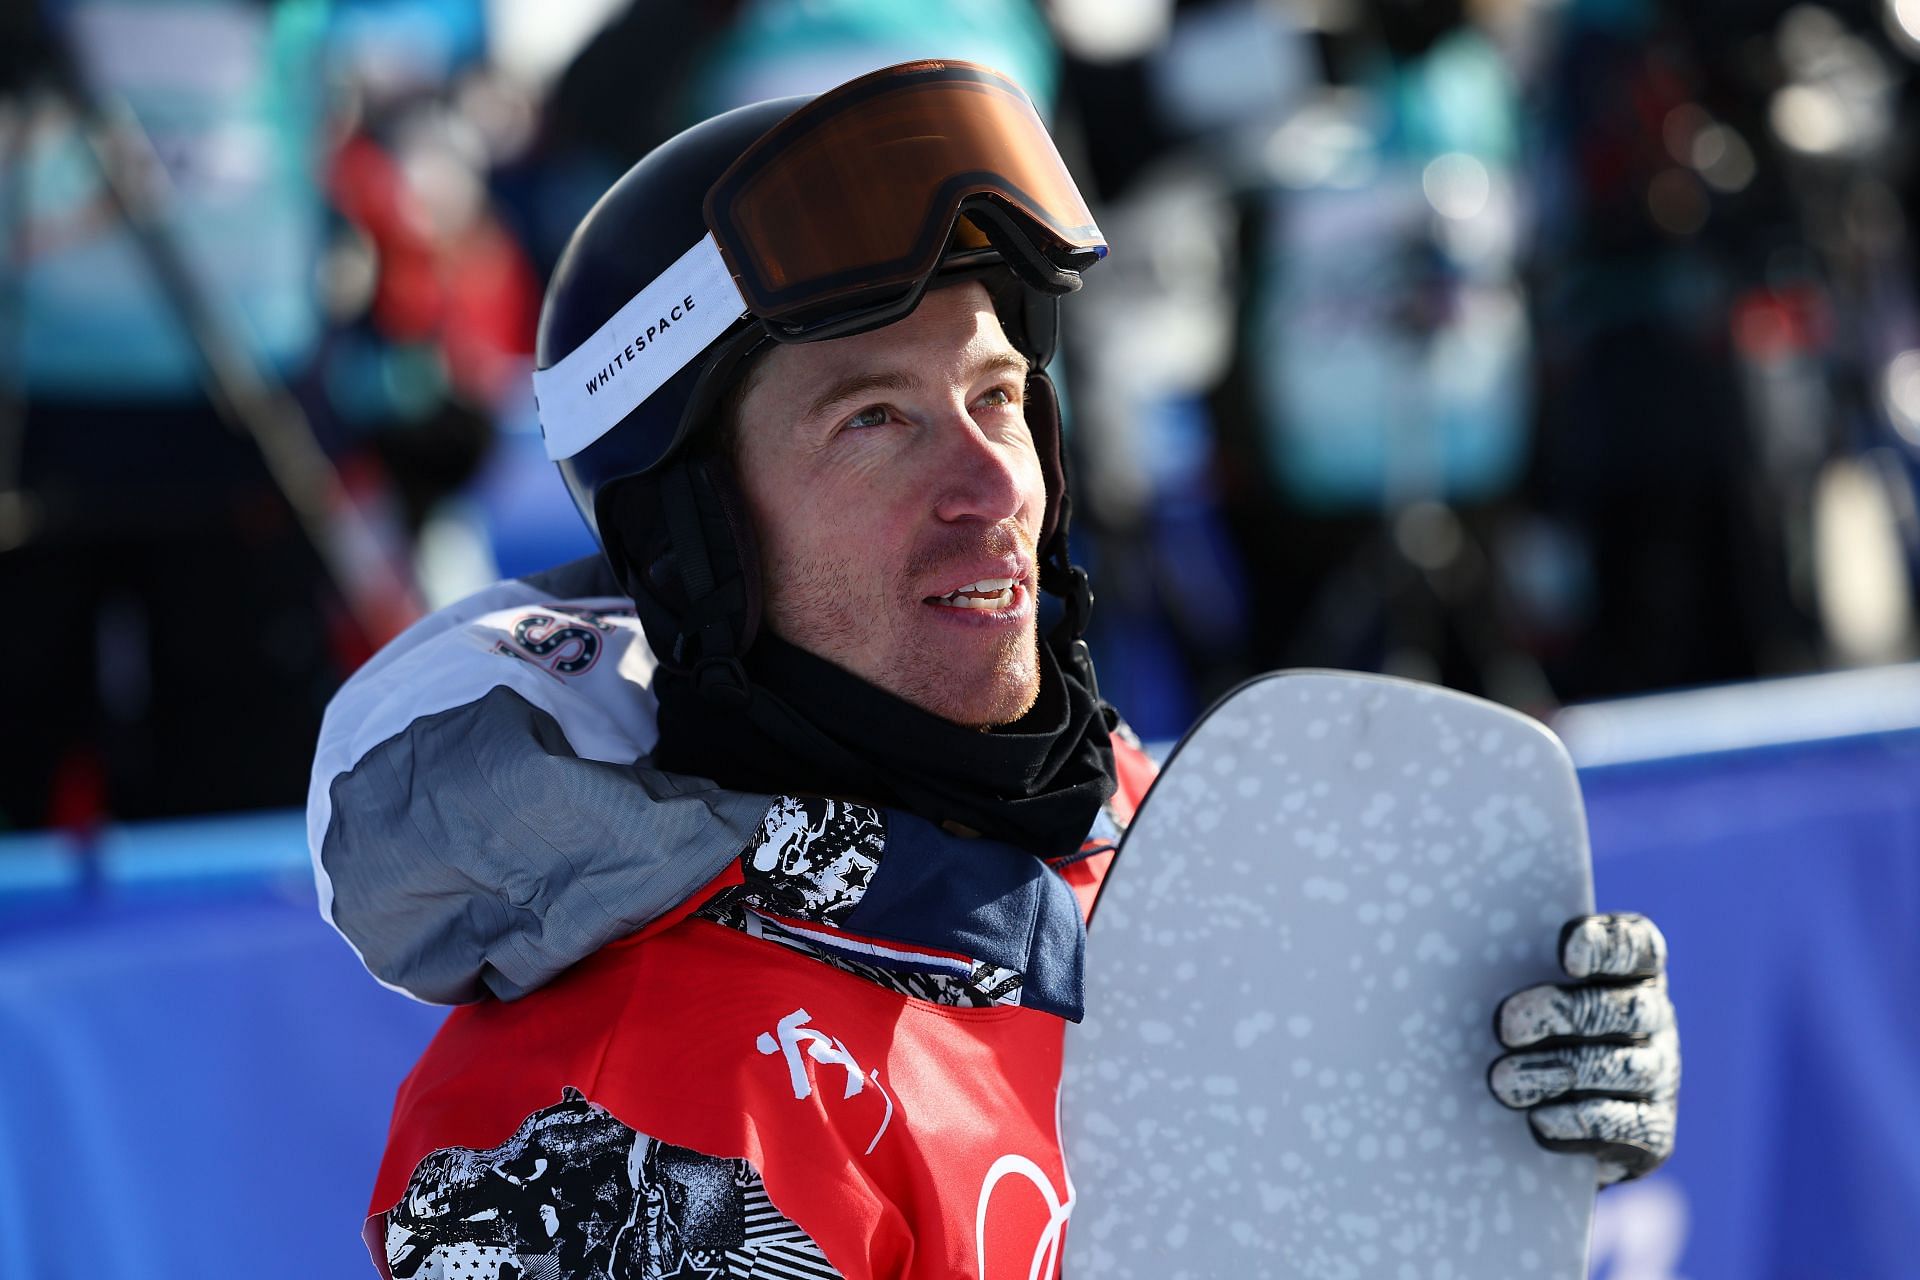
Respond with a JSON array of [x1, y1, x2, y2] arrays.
[[802, 351, 1032, 422], [804, 370, 918, 422], [972, 351, 1032, 384]]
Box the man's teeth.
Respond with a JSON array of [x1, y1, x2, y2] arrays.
[[934, 578, 1016, 609]]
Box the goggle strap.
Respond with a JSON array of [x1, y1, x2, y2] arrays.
[[536, 233, 747, 461]]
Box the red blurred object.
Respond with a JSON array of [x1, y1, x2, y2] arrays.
[[46, 747, 107, 834], [440, 217, 540, 402], [1731, 283, 1834, 362], [327, 132, 538, 402], [330, 134, 443, 340]]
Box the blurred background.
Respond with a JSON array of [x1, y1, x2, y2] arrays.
[[1, 0, 1917, 1274]]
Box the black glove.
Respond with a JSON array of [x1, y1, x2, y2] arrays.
[[1488, 913, 1679, 1186]]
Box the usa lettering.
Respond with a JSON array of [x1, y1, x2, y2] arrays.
[[496, 606, 631, 677], [583, 293, 698, 395]]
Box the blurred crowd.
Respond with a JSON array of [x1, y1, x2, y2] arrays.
[[6, 0, 1920, 832]]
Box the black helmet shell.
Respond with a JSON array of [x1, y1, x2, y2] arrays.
[[542, 97, 802, 548], [536, 85, 1093, 694]]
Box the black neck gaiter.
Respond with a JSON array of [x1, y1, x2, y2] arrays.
[[652, 632, 1117, 858]]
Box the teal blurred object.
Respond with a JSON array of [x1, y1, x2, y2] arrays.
[[684, 0, 1060, 121], [14, 0, 331, 398], [1249, 28, 1531, 512]]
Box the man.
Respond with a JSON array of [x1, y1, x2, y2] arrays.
[[310, 62, 1677, 1280]]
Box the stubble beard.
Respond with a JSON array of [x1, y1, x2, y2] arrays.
[[765, 525, 1043, 729], [888, 619, 1042, 730]]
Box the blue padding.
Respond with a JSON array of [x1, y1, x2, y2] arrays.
[[0, 888, 446, 1276], [2, 726, 1917, 1276], [0, 812, 313, 916], [95, 810, 311, 883], [1578, 730, 1920, 1279], [0, 829, 80, 899]]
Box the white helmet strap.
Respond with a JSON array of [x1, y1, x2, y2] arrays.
[[534, 233, 745, 461]]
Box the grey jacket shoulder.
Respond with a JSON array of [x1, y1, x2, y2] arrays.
[[306, 567, 772, 1003]]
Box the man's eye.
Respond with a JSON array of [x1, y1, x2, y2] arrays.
[[978, 386, 1016, 409], [845, 406, 890, 430]]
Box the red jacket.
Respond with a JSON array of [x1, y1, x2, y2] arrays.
[[370, 739, 1157, 1279]]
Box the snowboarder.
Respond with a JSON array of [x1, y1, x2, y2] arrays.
[[309, 60, 1678, 1280]]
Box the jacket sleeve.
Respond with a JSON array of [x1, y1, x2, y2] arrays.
[[307, 558, 774, 1003]]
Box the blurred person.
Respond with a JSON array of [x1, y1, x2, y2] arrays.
[[0, 0, 352, 829], [1521, 0, 1839, 699], [496, 0, 1061, 284], [311, 61, 1677, 1279], [1737, 1, 1920, 667], [320, 42, 541, 542], [496, 0, 746, 275], [1175, 0, 1549, 705], [1037, 1, 1284, 740], [0, 0, 547, 832]]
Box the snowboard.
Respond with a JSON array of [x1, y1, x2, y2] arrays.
[[1063, 671, 1596, 1279]]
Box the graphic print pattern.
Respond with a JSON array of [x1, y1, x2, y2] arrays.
[[695, 796, 1028, 1008], [736, 797, 885, 924], [700, 900, 1026, 1009], [383, 1089, 841, 1279]]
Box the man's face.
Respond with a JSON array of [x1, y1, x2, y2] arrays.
[[731, 280, 1048, 728]]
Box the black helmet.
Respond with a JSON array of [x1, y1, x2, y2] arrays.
[[536, 60, 1106, 702]]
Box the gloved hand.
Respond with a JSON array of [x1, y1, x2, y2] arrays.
[[1488, 913, 1679, 1186]]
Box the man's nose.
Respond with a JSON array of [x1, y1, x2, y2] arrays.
[[929, 411, 1032, 526]]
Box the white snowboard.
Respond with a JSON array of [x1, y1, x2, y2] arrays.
[[1063, 671, 1596, 1279]]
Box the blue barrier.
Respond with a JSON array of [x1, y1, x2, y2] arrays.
[[1573, 722, 1920, 1278], [3, 668, 1918, 1277]]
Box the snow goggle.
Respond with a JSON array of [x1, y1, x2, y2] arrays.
[[537, 60, 1106, 462]]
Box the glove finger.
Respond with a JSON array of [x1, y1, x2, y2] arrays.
[[1527, 1097, 1675, 1185], [1489, 1027, 1681, 1109], [1496, 973, 1671, 1048], [1560, 913, 1667, 981]]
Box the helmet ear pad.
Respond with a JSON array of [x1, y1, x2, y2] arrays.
[[1026, 368, 1074, 591], [599, 456, 763, 675]]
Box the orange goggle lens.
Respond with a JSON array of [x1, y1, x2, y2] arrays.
[[705, 61, 1105, 326]]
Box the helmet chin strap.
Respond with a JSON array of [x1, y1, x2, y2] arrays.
[[1022, 369, 1100, 701], [1042, 555, 1099, 703]]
